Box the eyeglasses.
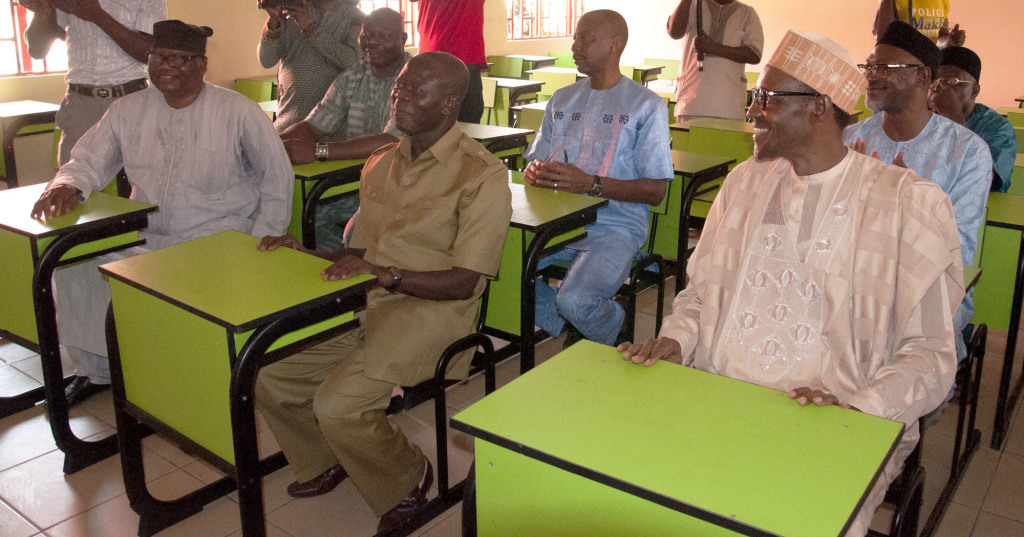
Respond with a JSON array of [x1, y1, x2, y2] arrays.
[[750, 87, 820, 110], [147, 51, 203, 68], [857, 63, 923, 78], [931, 77, 972, 90]]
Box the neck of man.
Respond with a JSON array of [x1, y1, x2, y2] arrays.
[[372, 55, 406, 79], [880, 95, 933, 142], [408, 118, 455, 161], [587, 61, 623, 91], [163, 84, 204, 110], [788, 132, 848, 176]]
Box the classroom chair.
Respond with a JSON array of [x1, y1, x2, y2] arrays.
[[234, 78, 274, 102], [529, 70, 576, 102], [480, 76, 499, 125], [487, 55, 525, 79], [645, 57, 680, 81], [548, 51, 575, 68], [388, 282, 501, 503]]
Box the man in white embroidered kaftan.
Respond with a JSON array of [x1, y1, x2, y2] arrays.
[[618, 30, 963, 537]]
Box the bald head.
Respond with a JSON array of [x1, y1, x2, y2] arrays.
[[365, 6, 403, 30], [409, 51, 469, 105], [580, 9, 628, 43]]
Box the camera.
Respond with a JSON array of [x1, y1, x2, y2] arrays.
[[257, 0, 304, 10]]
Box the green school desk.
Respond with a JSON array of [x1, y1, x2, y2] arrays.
[[483, 182, 607, 373], [452, 341, 904, 537], [487, 77, 545, 126], [0, 100, 60, 188], [0, 183, 156, 472], [503, 54, 557, 71], [651, 151, 734, 294], [102, 230, 371, 537], [234, 74, 278, 102], [625, 63, 664, 86], [971, 193, 1024, 449], [291, 158, 366, 247], [687, 117, 755, 173]]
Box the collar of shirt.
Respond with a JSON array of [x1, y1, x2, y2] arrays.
[[396, 121, 464, 165]]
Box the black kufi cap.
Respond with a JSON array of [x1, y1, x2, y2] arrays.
[[877, 21, 940, 74], [153, 20, 213, 55], [941, 46, 982, 82]]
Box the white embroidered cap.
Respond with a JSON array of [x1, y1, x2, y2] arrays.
[[766, 29, 867, 114]]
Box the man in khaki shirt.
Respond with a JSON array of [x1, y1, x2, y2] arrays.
[[254, 52, 511, 534]]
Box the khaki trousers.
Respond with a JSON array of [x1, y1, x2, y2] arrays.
[[254, 328, 426, 516]]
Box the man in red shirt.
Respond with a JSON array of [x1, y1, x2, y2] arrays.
[[410, 0, 486, 123]]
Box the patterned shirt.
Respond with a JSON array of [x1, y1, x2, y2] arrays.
[[967, 103, 1017, 192], [48, 83, 293, 249], [306, 53, 410, 141], [56, 0, 165, 85], [258, 3, 363, 132], [525, 76, 674, 250]]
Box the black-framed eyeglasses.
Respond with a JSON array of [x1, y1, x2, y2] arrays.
[[931, 77, 972, 90], [857, 63, 923, 78], [750, 87, 820, 110], [147, 51, 203, 68]]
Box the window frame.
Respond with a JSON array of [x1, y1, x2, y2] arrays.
[[506, 0, 584, 41], [1, 1, 66, 78]]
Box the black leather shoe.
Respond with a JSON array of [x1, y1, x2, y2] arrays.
[[64, 376, 111, 408], [286, 464, 348, 498], [377, 460, 433, 534]]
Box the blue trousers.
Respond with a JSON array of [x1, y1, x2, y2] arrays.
[[534, 228, 637, 345]]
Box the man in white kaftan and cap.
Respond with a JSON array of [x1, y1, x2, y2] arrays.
[[619, 29, 963, 537], [31, 20, 293, 406]]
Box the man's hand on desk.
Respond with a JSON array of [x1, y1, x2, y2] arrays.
[[524, 159, 597, 195], [617, 337, 686, 367], [31, 184, 81, 219], [787, 387, 859, 411], [257, 234, 313, 255], [321, 254, 383, 284]]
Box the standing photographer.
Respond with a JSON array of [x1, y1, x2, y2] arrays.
[[21, 0, 166, 167], [258, 0, 363, 132]]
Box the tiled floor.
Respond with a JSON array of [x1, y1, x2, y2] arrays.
[[1, 285, 1023, 537]]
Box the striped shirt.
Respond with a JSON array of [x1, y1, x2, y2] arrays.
[[306, 53, 410, 141], [57, 0, 165, 85]]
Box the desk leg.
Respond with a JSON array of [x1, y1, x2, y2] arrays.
[[521, 227, 555, 374], [34, 227, 131, 473], [992, 232, 1024, 449], [676, 173, 701, 296], [107, 309, 237, 537], [2, 117, 24, 188]]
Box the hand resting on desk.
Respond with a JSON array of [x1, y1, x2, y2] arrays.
[[31, 184, 81, 219], [617, 337, 686, 367]]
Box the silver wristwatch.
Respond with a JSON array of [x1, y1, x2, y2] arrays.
[[315, 141, 329, 162], [588, 174, 604, 196]]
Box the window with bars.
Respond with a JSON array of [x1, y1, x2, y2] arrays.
[[357, 0, 418, 48], [507, 0, 584, 40], [1, 1, 67, 77]]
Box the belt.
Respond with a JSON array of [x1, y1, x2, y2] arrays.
[[68, 78, 149, 98]]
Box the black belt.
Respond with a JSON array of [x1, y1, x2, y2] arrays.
[[68, 78, 148, 98]]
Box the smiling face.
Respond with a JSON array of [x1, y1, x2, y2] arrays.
[[148, 47, 207, 104], [747, 67, 818, 162], [358, 11, 406, 71], [390, 57, 459, 136], [863, 44, 926, 114], [928, 64, 978, 117]]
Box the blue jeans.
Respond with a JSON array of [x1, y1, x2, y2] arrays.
[[315, 196, 360, 252], [535, 228, 637, 345]]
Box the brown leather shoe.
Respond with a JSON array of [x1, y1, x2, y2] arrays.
[[377, 460, 433, 534], [286, 464, 348, 498]]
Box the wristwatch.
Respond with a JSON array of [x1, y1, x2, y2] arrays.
[[383, 266, 403, 292], [315, 141, 329, 162], [588, 174, 604, 197]]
